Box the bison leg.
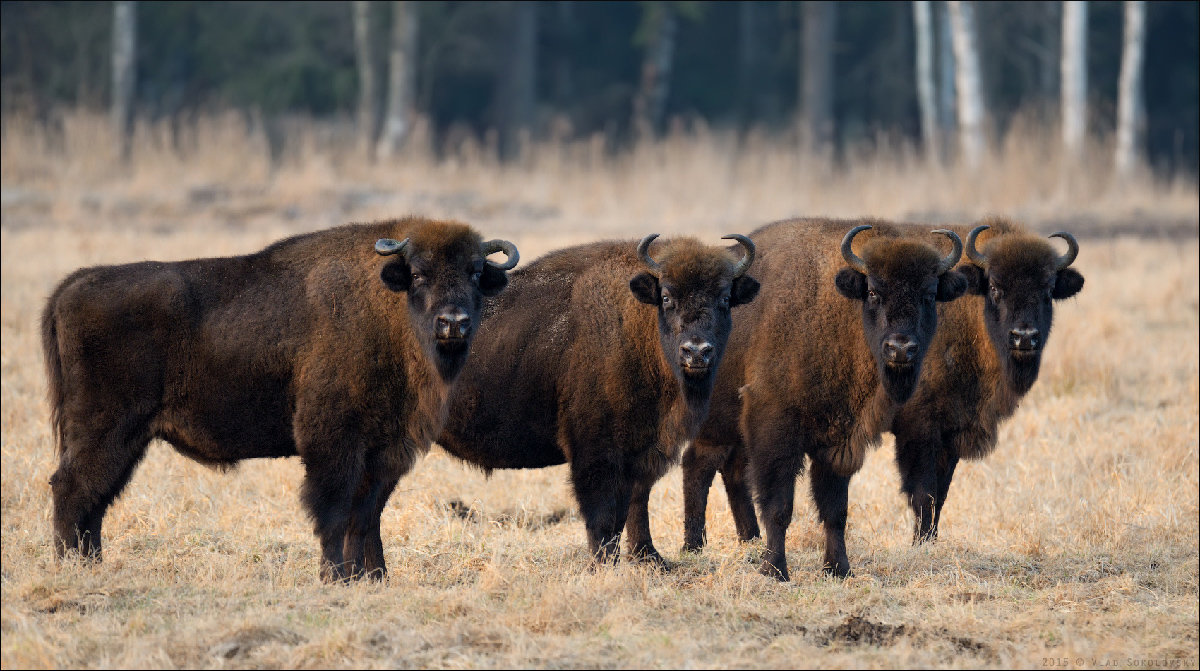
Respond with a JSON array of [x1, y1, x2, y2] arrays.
[[569, 452, 631, 565], [343, 473, 401, 581], [624, 474, 670, 567], [930, 444, 960, 541], [299, 443, 365, 584], [51, 412, 152, 561], [809, 457, 852, 578], [719, 444, 760, 544], [896, 435, 938, 543], [680, 441, 724, 552], [750, 449, 803, 582]]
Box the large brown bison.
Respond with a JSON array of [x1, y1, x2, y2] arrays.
[[891, 218, 1084, 541], [678, 218, 1084, 567], [664, 219, 968, 580], [436, 233, 759, 564], [41, 217, 517, 582]]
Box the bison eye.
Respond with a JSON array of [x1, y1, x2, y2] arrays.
[[718, 294, 730, 308], [471, 271, 482, 283], [661, 294, 673, 308], [867, 289, 879, 302], [989, 285, 1002, 303], [412, 272, 425, 286]]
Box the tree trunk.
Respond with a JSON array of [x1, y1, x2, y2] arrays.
[[497, 1, 537, 162], [632, 2, 677, 143], [1061, 0, 1088, 165], [800, 1, 837, 153], [913, 1, 939, 162], [111, 0, 137, 164], [947, 0, 984, 170], [376, 1, 417, 160], [1114, 0, 1146, 178], [354, 0, 378, 162], [936, 0, 956, 143]]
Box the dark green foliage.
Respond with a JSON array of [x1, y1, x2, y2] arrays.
[[0, 1, 1195, 172]]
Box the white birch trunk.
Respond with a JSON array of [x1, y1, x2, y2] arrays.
[[354, 0, 377, 161], [1061, 1, 1088, 165], [947, 1, 984, 169], [377, 1, 417, 160], [914, 1, 939, 162], [936, 1, 956, 139], [111, 0, 137, 162], [1114, 0, 1146, 178]]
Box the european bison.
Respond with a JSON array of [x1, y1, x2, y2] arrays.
[[42, 217, 517, 582], [670, 219, 967, 580], [436, 233, 759, 564], [891, 218, 1084, 542], [678, 218, 1084, 566]]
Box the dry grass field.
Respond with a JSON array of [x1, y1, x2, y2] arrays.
[[2, 112, 1198, 668]]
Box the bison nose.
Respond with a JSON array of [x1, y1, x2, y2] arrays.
[[680, 341, 714, 369], [883, 335, 918, 365], [435, 311, 471, 340], [1009, 326, 1040, 350]]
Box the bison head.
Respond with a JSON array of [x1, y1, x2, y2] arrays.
[[960, 224, 1084, 393], [629, 234, 760, 397], [835, 225, 968, 404], [376, 222, 517, 380]]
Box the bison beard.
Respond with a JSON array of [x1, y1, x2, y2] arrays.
[[437, 234, 758, 566], [41, 217, 516, 582], [677, 219, 968, 580]]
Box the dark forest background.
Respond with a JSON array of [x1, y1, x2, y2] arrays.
[[2, 1, 1197, 174]]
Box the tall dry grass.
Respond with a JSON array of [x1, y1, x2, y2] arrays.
[[1, 110, 1197, 668]]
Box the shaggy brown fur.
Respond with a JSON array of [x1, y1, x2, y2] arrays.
[[41, 217, 515, 582], [685, 217, 1085, 562], [674, 218, 967, 580], [437, 235, 759, 565]]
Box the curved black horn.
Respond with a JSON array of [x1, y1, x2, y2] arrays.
[[840, 225, 871, 274], [482, 239, 519, 270], [931, 229, 964, 275], [965, 224, 990, 269], [637, 233, 663, 275], [1049, 231, 1078, 271], [375, 237, 410, 257], [722, 234, 756, 278]]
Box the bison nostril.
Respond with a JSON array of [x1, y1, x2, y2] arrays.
[[437, 313, 471, 338], [1010, 327, 1040, 350], [680, 341, 714, 367], [884, 336, 917, 364]]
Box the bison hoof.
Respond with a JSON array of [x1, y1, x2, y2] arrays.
[[822, 562, 852, 579], [758, 558, 790, 582]]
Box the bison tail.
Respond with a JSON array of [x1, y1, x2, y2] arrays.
[[41, 291, 68, 454]]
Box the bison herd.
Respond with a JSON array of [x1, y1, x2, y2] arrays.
[[41, 214, 1082, 583]]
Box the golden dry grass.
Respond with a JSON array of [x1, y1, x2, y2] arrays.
[[2, 112, 1197, 669]]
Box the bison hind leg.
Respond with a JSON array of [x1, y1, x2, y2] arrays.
[[51, 412, 154, 561]]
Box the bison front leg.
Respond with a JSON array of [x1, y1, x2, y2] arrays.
[[343, 474, 401, 581], [896, 434, 939, 543], [719, 444, 760, 544], [749, 448, 803, 582], [298, 439, 365, 584], [569, 452, 631, 566], [809, 457, 852, 578], [930, 441, 960, 541], [624, 474, 669, 568], [680, 441, 725, 552]]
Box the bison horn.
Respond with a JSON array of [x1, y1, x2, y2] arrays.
[[482, 239, 520, 270], [637, 233, 663, 276], [965, 224, 990, 269], [931, 229, 964, 275], [840, 225, 871, 275], [722, 234, 756, 278], [1049, 231, 1078, 271], [375, 237, 410, 257]]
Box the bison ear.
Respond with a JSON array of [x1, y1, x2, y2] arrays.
[[479, 266, 509, 297], [936, 270, 968, 302], [380, 259, 412, 292], [834, 268, 866, 300], [629, 272, 660, 305], [958, 264, 987, 295], [1052, 267, 1084, 299], [730, 275, 760, 307]]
